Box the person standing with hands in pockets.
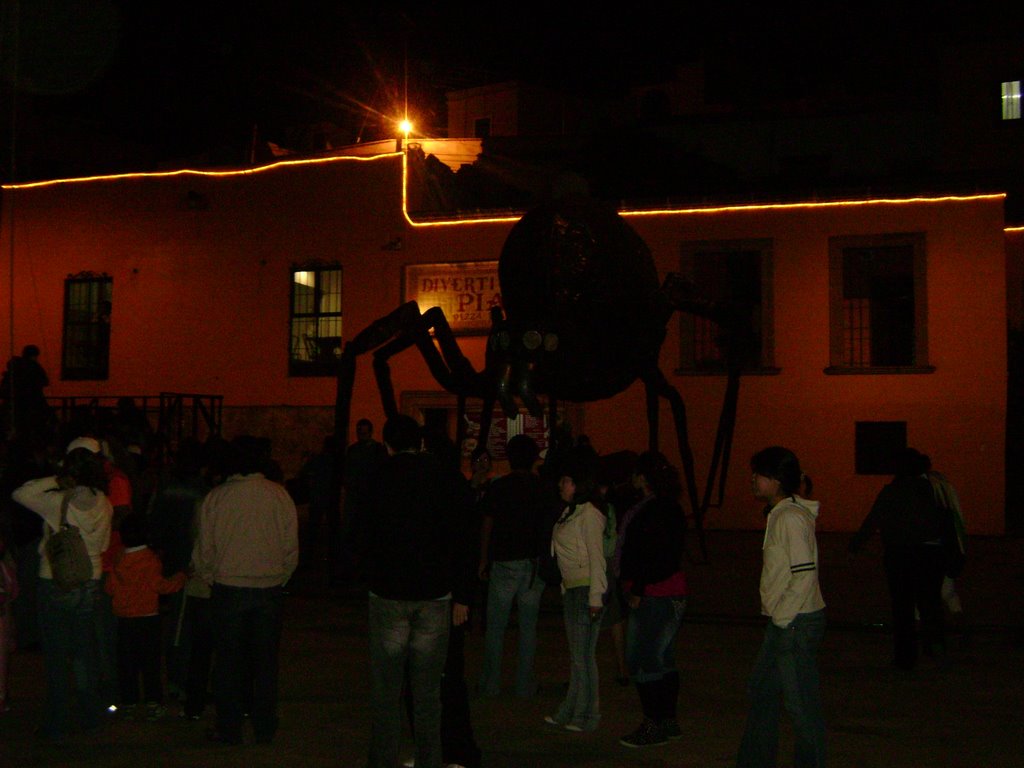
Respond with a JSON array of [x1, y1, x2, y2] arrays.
[[737, 447, 826, 768], [545, 453, 607, 733]]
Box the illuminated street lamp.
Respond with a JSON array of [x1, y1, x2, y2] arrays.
[[397, 118, 413, 151]]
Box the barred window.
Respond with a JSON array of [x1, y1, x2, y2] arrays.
[[290, 265, 343, 377], [62, 273, 112, 381], [678, 239, 774, 372], [828, 233, 930, 372]]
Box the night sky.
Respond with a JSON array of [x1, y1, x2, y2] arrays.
[[0, 1, 1019, 181]]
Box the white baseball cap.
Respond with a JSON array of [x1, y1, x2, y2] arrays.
[[66, 437, 102, 454]]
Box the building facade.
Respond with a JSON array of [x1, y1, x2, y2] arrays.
[[0, 149, 1010, 533]]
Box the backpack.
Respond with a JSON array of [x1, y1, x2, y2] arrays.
[[44, 491, 93, 591]]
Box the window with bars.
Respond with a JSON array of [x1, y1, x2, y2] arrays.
[[678, 240, 774, 372], [289, 264, 343, 376], [828, 233, 930, 372], [62, 273, 112, 380]]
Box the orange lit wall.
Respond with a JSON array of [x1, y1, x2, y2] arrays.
[[0, 156, 1009, 533]]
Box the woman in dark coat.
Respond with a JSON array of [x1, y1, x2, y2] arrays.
[[617, 451, 688, 748]]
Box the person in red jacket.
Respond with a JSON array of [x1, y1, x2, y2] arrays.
[[105, 513, 185, 720]]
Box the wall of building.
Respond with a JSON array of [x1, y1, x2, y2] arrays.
[[1, 155, 1009, 534]]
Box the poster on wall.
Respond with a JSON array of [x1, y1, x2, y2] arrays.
[[461, 404, 549, 460], [403, 261, 502, 335]]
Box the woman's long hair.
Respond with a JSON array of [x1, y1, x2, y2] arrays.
[[557, 446, 607, 519]]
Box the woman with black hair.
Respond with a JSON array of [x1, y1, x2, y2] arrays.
[[617, 451, 688, 748], [12, 445, 112, 743], [737, 446, 826, 768], [544, 455, 607, 733]]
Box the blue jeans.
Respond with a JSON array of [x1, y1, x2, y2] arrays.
[[478, 559, 544, 697], [93, 581, 118, 708], [553, 586, 603, 731], [737, 609, 827, 768], [210, 584, 285, 742], [368, 595, 450, 768], [37, 578, 104, 739], [626, 595, 686, 683]]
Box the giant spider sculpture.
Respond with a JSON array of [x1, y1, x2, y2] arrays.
[[335, 198, 749, 555]]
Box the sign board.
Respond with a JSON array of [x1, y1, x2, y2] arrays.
[[403, 261, 502, 335]]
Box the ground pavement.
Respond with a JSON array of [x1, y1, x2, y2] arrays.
[[1, 531, 1022, 767]]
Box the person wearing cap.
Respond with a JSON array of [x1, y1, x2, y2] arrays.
[[11, 446, 112, 742], [67, 436, 130, 711]]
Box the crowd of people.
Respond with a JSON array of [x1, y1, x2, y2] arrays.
[[0, 386, 969, 768]]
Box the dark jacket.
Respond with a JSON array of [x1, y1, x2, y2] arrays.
[[479, 470, 548, 562], [852, 475, 944, 550], [359, 450, 476, 603], [619, 496, 686, 596]]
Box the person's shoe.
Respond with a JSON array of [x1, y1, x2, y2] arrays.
[[660, 718, 682, 740], [619, 718, 668, 748], [563, 723, 584, 732], [544, 715, 564, 726], [145, 703, 167, 721]]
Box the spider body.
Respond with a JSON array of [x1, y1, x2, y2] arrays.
[[336, 197, 745, 554], [493, 199, 669, 407]]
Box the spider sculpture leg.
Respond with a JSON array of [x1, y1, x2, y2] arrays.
[[335, 302, 490, 456], [642, 367, 707, 560]]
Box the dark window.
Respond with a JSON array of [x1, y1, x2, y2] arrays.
[[289, 265, 342, 377], [62, 273, 112, 380], [855, 421, 907, 475], [473, 117, 491, 138], [678, 239, 774, 372], [828, 233, 930, 372]]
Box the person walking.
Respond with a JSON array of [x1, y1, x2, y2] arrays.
[[849, 447, 945, 670], [737, 446, 826, 768]]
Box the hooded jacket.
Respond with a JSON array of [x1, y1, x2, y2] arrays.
[[760, 495, 826, 628]]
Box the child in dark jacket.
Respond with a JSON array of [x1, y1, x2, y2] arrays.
[[105, 513, 185, 720]]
